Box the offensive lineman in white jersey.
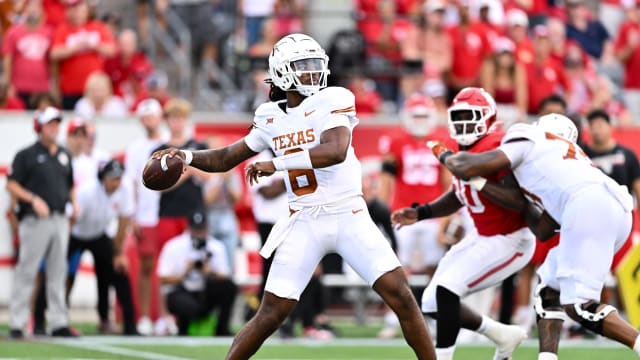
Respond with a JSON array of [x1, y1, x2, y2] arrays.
[[430, 114, 640, 360], [150, 34, 436, 360]]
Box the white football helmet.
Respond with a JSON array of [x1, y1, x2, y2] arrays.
[[401, 94, 438, 137], [535, 113, 578, 143], [268, 34, 330, 97], [448, 87, 497, 146]]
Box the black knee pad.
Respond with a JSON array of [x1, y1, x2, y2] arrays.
[[534, 285, 564, 322], [571, 302, 617, 336]]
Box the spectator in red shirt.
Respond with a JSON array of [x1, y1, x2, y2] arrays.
[[615, 1, 640, 124], [422, 0, 452, 80], [50, 0, 116, 110], [547, 17, 569, 65], [104, 29, 154, 109], [523, 25, 571, 117], [347, 73, 383, 117], [505, 8, 535, 65], [2, 0, 53, 109], [480, 37, 527, 127], [446, 0, 492, 102], [43, 0, 67, 28]]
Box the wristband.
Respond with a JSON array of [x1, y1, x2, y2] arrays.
[[181, 150, 193, 165], [468, 177, 487, 191], [416, 204, 432, 221], [272, 149, 313, 171], [438, 150, 454, 165]]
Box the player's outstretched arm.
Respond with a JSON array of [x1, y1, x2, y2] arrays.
[[151, 139, 258, 173], [443, 150, 511, 180], [392, 191, 463, 229], [428, 140, 511, 180], [474, 173, 528, 212]]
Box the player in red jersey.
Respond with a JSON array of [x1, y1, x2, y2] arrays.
[[392, 88, 539, 360], [379, 93, 451, 275], [377, 93, 452, 338]]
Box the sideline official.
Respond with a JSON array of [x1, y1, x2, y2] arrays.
[[7, 107, 78, 338]]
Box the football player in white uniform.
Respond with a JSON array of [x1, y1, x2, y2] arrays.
[[430, 113, 640, 360], [150, 34, 436, 360]]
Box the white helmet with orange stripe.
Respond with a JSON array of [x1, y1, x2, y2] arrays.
[[268, 34, 330, 97]]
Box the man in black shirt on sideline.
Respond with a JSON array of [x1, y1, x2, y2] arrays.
[[585, 109, 640, 205], [6, 107, 78, 338], [584, 109, 640, 273]]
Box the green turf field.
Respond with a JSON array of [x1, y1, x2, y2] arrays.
[[0, 337, 636, 360]]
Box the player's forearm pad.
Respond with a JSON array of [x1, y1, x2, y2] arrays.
[[272, 149, 313, 171]]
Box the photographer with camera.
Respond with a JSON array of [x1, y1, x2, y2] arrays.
[[157, 209, 237, 336]]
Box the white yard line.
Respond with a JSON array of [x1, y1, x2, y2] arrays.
[[54, 340, 194, 360], [46, 336, 627, 349]]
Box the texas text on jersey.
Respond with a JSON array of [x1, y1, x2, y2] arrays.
[[244, 86, 363, 208]]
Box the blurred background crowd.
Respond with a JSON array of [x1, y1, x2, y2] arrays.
[[1, 0, 639, 342], [0, 0, 639, 123]]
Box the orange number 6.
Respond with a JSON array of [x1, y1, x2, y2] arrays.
[[284, 148, 318, 196]]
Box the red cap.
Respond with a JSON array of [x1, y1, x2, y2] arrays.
[[67, 117, 87, 135]]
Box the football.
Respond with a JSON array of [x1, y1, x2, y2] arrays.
[[142, 154, 184, 191]]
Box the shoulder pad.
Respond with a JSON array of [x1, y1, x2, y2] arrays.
[[253, 101, 284, 125], [502, 123, 538, 145], [313, 87, 356, 117]]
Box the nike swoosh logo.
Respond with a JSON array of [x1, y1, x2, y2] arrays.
[[352, 209, 364, 214], [305, 110, 316, 117]]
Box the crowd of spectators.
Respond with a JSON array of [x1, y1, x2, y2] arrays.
[[1, 0, 638, 127], [343, 0, 640, 126]]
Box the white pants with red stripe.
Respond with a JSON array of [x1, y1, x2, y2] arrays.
[[421, 227, 535, 313]]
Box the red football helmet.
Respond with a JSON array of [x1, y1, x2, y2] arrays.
[[401, 93, 438, 137], [448, 87, 497, 146]]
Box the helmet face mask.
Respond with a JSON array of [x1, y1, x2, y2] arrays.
[[447, 87, 497, 146], [269, 34, 330, 97]]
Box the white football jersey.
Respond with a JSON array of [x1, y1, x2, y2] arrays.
[[499, 123, 632, 223], [244, 87, 363, 207]]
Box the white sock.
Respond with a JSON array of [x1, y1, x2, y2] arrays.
[[477, 315, 506, 343], [435, 345, 455, 360], [476, 315, 495, 334], [633, 334, 640, 355], [538, 352, 558, 360]]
